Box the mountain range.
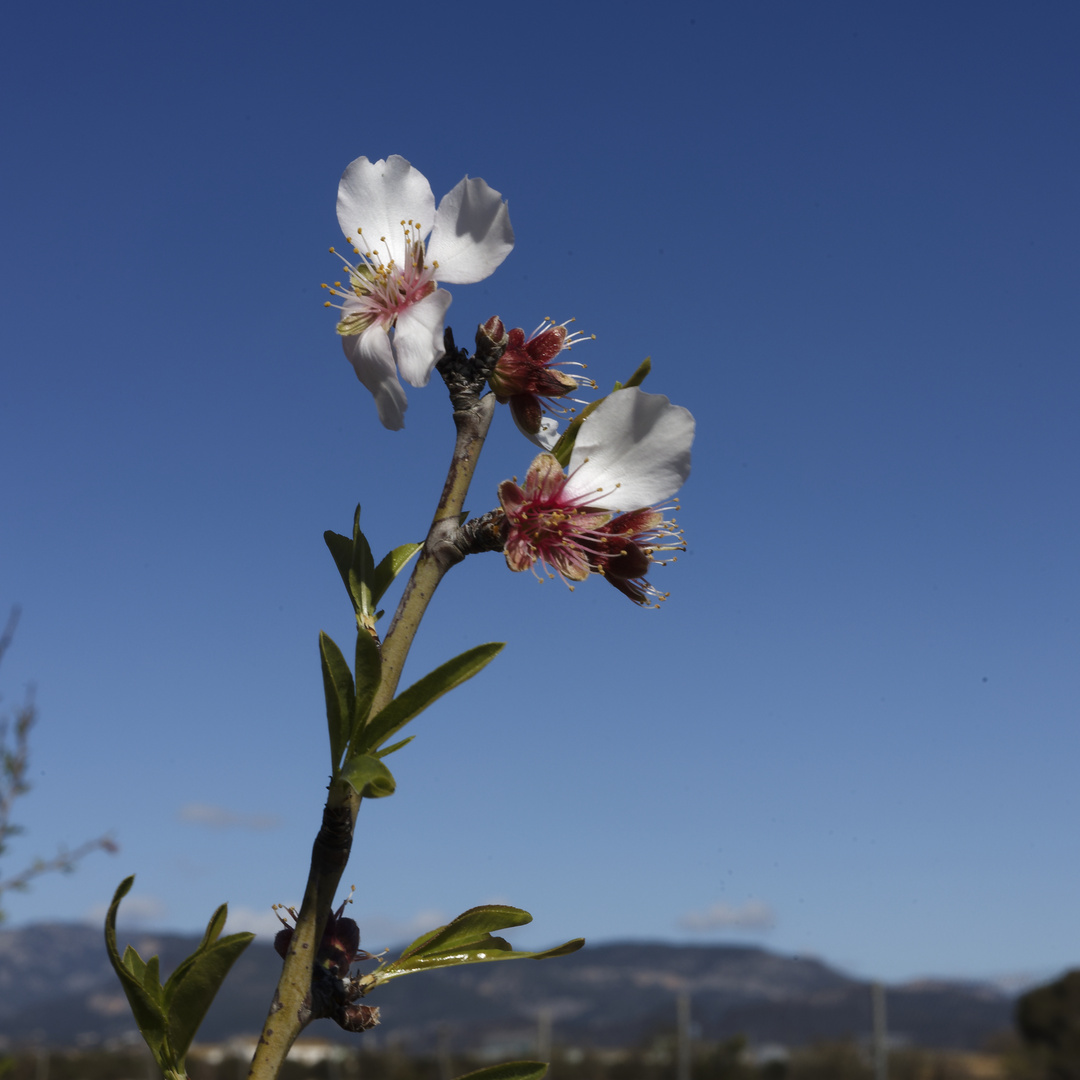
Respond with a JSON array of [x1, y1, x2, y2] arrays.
[[0, 923, 1018, 1054]]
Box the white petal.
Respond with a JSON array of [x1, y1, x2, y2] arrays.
[[392, 289, 452, 387], [343, 327, 408, 430], [565, 388, 695, 510], [337, 155, 436, 264], [511, 410, 562, 450], [426, 176, 514, 284]]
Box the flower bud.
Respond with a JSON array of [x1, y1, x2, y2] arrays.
[[476, 316, 509, 363], [340, 1003, 381, 1033]]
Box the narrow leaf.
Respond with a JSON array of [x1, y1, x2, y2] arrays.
[[371, 938, 585, 985], [376, 735, 414, 758], [324, 531, 357, 612], [551, 406, 597, 467], [613, 356, 651, 391], [104, 877, 168, 1054], [371, 543, 422, 607], [161, 900, 229, 1008], [164, 931, 254, 1063], [143, 955, 163, 999], [361, 643, 503, 754], [400, 905, 532, 959], [122, 944, 148, 982], [455, 1063, 548, 1080], [340, 753, 397, 799], [350, 505, 377, 621], [324, 507, 382, 624], [198, 904, 227, 951], [320, 631, 355, 769], [351, 628, 382, 747]]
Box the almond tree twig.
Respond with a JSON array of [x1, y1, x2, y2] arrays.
[[0, 606, 117, 922], [248, 332, 499, 1080]]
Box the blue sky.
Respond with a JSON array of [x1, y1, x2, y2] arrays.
[[1, 1, 1077, 988]]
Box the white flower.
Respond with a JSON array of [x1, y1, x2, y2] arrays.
[[498, 388, 694, 604], [564, 387, 695, 510], [324, 155, 514, 429]]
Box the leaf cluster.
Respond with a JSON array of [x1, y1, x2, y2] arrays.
[[104, 876, 254, 1080], [320, 508, 503, 800]]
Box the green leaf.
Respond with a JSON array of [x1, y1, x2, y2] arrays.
[[198, 903, 227, 949], [361, 643, 503, 754], [348, 505, 377, 622], [320, 631, 355, 769], [324, 530, 355, 604], [160, 901, 227, 999], [163, 926, 254, 1064], [143, 955, 163, 998], [105, 879, 253, 1078], [371, 543, 422, 607], [354, 905, 586, 988], [376, 735, 414, 758], [400, 905, 532, 959], [370, 937, 584, 985], [340, 753, 397, 799], [104, 877, 168, 1057], [121, 943, 148, 981], [550, 405, 597, 467], [454, 1063, 548, 1080], [350, 628, 382, 749], [613, 356, 651, 391], [324, 506, 379, 626]]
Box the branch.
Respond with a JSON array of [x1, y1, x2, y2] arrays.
[[0, 835, 118, 905], [248, 330, 499, 1080], [0, 606, 118, 921]]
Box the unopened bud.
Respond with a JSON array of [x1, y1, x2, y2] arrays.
[[476, 315, 508, 362], [340, 1003, 381, 1033]]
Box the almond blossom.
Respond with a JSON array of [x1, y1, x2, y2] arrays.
[[498, 387, 694, 605], [324, 155, 514, 429], [488, 317, 595, 448]]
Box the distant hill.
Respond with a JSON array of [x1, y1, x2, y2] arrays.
[[0, 924, 1014, 1053]]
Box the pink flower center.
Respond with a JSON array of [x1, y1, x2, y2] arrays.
[[499, 455, 686, 605], [322, 221, 438, 335], [499, 455, 614, 586]]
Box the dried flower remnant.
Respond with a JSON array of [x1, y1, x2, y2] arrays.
[[273, 895, 372, 978], [488, 317, 596, 448], [273, 895, 381, 1032]]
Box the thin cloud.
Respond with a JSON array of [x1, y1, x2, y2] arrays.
[[178, 803, 281, 831], [678, 900, 777, 933]]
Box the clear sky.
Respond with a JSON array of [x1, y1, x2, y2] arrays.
[[1, 1, 1077, 987]]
